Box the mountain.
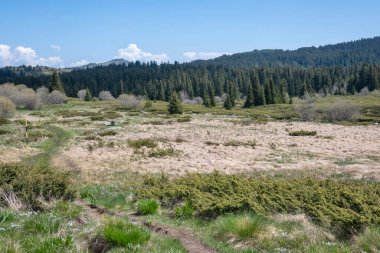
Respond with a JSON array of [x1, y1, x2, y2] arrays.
[[70, 58, 129, 70], [193, 37, 380, 67]]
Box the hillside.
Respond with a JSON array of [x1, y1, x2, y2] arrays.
[[195, 37, 380, 67]]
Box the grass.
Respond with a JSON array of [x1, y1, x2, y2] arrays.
[[128, 138, 157, 149], [177, 116, 191, 122], [137, 199, 159, 215], [213, 213, 269, 240], [103, 218, 150, 248], [223, 140, 256, 148], [175, 201, 194, 218], [148, 147, 179, 158], [289, 130, 317, 136]]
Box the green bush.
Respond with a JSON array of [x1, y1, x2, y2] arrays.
[[128, 138, 157, 149], [103, 218, 150, 247], [0, 163, 74, 209], [137, 199, 159, 215], [137, 173, 380, 236], [289, 130, 317, 136]]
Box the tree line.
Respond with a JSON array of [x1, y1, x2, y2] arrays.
[[0, 62, 379, 108]]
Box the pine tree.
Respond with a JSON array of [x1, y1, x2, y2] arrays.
[[85, 88, 92, 101], [50, 70, 65, 93], [223, 94, 233, 110], [243, 83, 254, 108], [168, 91, 183, 114]]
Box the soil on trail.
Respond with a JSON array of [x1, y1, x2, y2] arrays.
[[76, 200, 217, 253]]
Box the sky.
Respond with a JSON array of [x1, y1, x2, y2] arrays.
[[0, 0, 379, 67]]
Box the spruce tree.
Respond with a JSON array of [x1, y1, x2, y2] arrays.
[[244, 83, 254, 108], [252, 75, 265, 106], [279, 79, 288, 103], [50, 70, 65, 93], [168, 91, 183, 114], [85, 88, 92, 101], [209, 88, 216, 107], [202, 89, 211, 107], [223, 94, 233, 110]]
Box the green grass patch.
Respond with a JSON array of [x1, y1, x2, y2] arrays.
[[128, 138, 157, 149], [136, 199, 159, 215], [148, 148, 179, 158], [289, 130, 317, 136], [223, 140, 256, 148], [177, 116, 191, 122], [103, 218, 150, 248]]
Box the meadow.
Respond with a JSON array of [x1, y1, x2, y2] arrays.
[[1, 92, 380, 252]]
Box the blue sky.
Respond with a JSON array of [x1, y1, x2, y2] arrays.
[[0, 0, 379, 67]]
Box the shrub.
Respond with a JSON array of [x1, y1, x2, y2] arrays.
[[0, 96, 16, 118], [45, 90, 67, 105], [137, 173, 380, 236], [325, 102, 359, 122], [0, 163, 74, 209], [99, 90, 115, 101], [128, 138, 157, 149], [36, 86, 49, 105], [289, 130, 317, 136], [136, 199, 159, 215], [77, 89, 87, 100], [118, 94, 141, 109], [103, 218, 150, 247], [143, 100, 153, 109], [296, 94, 317, 121]]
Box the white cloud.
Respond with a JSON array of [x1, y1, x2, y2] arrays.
[[117, 44, 169, 63], [0, 44, 63, 67], [0, 44, 13, 65], [70, 59, 89, 67], [50, 44, 61, 51], [183, 51, 231, 61]]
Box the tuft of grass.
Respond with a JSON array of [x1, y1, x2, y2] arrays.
[[214, 213, 269, 240], [137, 199, 159, 215], [103, 218, 150, 248], [128, 138, 157, 149], [23, 213, 63, 235], [356, 225, 380, 252], [177, 116, 191, 123], [99, 130, 117, 136], [148, 148, 179, 158], [289, 130, 317, 136], [175, 201, 194, 218], [223, 140, 256, 148]]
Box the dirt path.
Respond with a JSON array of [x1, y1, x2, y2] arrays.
[[75, 200, 217, 253]]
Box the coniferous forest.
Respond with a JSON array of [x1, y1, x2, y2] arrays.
[[0, 37, 379, 105]]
